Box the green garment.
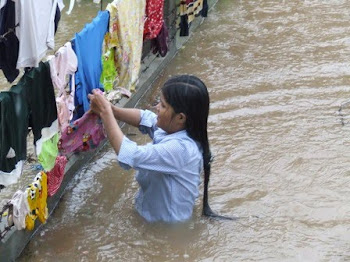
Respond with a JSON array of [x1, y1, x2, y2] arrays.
[[38, 133, 59, 172], [100, 48, 117, 92]]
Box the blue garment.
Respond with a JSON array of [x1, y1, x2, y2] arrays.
[[72, 11, 109, 116], [118, 110, 203, 223]]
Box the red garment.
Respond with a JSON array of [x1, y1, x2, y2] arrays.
[[143, 0, 164, 40], [47, 156, 68, 197]]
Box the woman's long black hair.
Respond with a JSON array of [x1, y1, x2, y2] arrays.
[[162, 75, 234, 220]]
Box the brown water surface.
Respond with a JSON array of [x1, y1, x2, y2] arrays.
[[15, 0, 350, 260]]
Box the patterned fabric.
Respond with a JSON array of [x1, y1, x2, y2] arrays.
[[100, 47, 117, 92], [58, 111, 106, 155], [143, 0, 164, 40], [106, 0, 146, 91], [179, 0, 206, 36], [47, 155, 68, 197], [25, 171, 48, 230]]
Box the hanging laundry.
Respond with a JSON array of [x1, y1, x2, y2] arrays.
[[143, 0, 165, 40], [100, 47, 117, 92], [58, 111, 106, 155], [0, 0, 19, 82], [179, 0, 207, 37], [13, 62, 58, 158], [106, 0, 146, 92], [72, 10, 109, 117], [25, 183, 39, 230], [47, 155, 68, 197], [14, 0, 58, 68], [9, 190, 30, 230], [48, 42, 77, 132], [0, 91, 28, 174], [37, 133, 59, 172], [34, 172, 48, 224], [0, 161, 24, 188], [25, 171, 48, 230], [150, 23, 169, 57]]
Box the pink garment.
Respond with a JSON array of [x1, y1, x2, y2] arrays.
[[58, 111, 106, 155], [48, 42, 77, 132], [47, 155, 68, 197]]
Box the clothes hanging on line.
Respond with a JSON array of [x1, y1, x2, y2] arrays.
[[150, 23, 169, 57], [0, 62, 58, 177], [48, 41, 77, 132], [0, 0, 19, 82], [58, 111, 106, 155], [144, 0, 165, 40], [0, 90, 28, 174], [72, 10, 109, 117], [179, 0, 207, 37], [9, 189, 30, 230], [106, 0, 146, 92], [14, 0, 58, 69], [47, 155, 67, 197], [25, 171, 48, 230], [37, 133, 59, 172]]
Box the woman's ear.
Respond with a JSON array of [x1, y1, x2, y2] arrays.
[[178, 113, 187, 125]]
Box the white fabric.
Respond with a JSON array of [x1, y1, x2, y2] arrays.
[[35, 119, 59, 156], [9, 190, 30, 230], [6, 147, 16, 158], [0, 0, 7, 9], [0, 161, 24, 187], [57, 0, 64, 11], [66, 0, 75, 15], [14, 0, 57, 68]]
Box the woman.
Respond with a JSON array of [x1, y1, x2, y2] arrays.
[[88, 75, 228, 222]]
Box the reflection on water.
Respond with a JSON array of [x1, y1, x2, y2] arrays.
[[19, 0, 350, 261]]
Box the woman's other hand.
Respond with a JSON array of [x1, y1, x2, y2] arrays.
[[88, 89, 112, 117]]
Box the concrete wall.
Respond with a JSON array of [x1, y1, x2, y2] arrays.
[[0, 0, 218, 260]]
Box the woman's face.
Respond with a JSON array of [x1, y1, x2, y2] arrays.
[[156, 93, 177, 133]]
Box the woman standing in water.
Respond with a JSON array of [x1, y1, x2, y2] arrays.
[[88, 75, 226, 222]]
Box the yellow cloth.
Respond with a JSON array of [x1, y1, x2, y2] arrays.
[[25, 184, 39, 230], [25, 171, 49, 230], [36, 171, 48, 223], [106, 0, 146, 91]]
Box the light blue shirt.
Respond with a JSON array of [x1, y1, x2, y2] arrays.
[[117, 110, 202, 223]]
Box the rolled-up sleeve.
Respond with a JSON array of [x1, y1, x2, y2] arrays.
[[138, 110, 158, 139], [117, 135, 187, 175]]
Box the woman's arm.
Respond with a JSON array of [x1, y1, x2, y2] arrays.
[[88, 89, 124, 154], [111, 106, 141, 128]]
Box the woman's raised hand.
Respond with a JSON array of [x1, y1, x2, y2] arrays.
[[88, 89, 112, 117]]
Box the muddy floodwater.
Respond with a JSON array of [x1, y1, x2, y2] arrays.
[[16, 0, 350, 261]]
